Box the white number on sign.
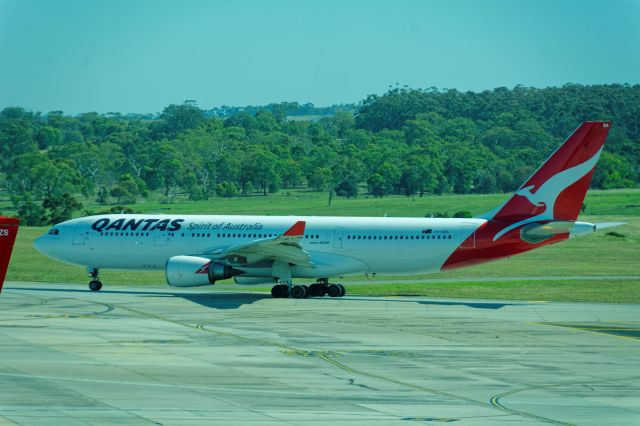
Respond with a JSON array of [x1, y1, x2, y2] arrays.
[[0, 229, 9, 236]]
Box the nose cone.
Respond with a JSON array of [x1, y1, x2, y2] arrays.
[[34, 234, 50, 256]]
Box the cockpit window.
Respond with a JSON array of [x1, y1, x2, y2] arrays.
[[48, 228, 60, 236]]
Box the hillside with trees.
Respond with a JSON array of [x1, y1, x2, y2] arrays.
[[1, 84, 638, 225]]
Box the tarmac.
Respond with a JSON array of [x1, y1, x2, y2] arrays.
[[0, 281, 638, 425]]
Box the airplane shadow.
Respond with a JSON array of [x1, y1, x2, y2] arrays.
[[415, 300, 519, 310], [167, 292, 272, 310], [4, 286, 271, 310], [350, 296, 521, 310], [7, 286, 524, 310]]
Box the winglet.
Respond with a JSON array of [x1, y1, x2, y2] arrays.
[[283, 221, 305, 237], [0, 217, 20, 293]]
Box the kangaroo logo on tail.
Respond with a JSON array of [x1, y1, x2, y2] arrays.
[[493, 147, 603, 241]]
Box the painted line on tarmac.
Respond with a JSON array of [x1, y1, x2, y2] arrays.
[[489, 375, 640, 425], [13, 292, 607, 426], [109, 300, 573, 425]]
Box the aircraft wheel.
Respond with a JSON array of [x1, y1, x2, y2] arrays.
[[291, 285, 307, 299], [89, 280, 102, 291], [302, 285, 310, 298], [327, 284, 342, 298], [271, 284, 289, 298], [308, 283, 325, 297], [337, 284, 346, 297]]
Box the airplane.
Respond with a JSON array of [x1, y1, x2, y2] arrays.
[[8, 121, 621, 299]]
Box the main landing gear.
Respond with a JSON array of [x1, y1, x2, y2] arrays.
[[271, 278, 345, 299], [88, 267, 102, 291]]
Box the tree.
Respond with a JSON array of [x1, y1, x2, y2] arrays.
[[367, 173, 386, 197], [376, 162, 401, 195], [15, 193, 47, 226], [0, 107, 38, 159], [0, 83, 639, 209], [279, 159, 303, 188], [397, 151, 439, 196], [309, 167, 332, 191], [35, 125, 61, 149], [156, 101, 205, 137], [154, 142, 185, 199], [473, 170, 498, 193], [42, 193, 83, 224], [435, 176, 449, 195], [242, 147, 280, 195], [335, 178, 358, 198], [4, 153, 87, 200], [216, 181, 238, 197], [592, 152, 636, 189], [110, 174, 139, 204]]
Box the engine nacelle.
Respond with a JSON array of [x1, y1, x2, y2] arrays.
[[165, 255, 241, 287]]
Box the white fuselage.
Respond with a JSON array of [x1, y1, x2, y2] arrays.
[[35, 214, 484, 279]]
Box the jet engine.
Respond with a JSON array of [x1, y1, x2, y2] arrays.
[[165, 255, 244, 287]]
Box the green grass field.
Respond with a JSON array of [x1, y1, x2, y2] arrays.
[[5, 189, 640, 303]]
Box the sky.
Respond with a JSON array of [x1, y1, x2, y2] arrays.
[[1, 0, 639, 114]]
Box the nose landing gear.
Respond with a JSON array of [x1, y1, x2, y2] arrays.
[[87, 267, 102, 291]]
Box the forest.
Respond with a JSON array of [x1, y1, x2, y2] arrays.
[[1, 83, 638, 225]]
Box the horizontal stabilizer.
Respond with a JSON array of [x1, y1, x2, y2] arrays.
[[519, 220, 607, 243], [520, 221, 574, 243], [595, 222, 626, 230]]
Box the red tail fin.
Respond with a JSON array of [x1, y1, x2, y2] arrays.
[[0, 217, 20, 293], [491, 121, 610, 223], [443, 122, 611, 271]]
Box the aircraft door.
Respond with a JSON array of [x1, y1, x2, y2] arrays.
[[333, 227, 344, 249], [72, 225, 87, 245]]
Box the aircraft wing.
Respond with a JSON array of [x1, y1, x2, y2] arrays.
[[199, 221, 313, 267]]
